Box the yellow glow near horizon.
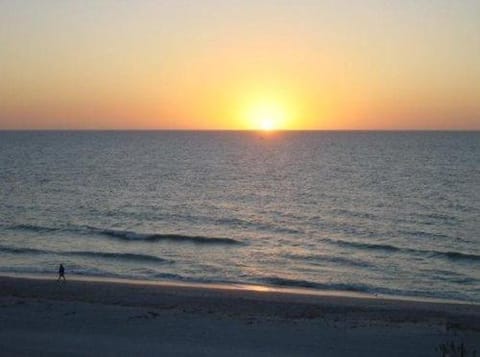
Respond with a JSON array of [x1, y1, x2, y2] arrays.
[[248, 102, 286, 131], [239, 89, 297, 130], [1, 2, 479, 130], [260, 118, 275, 131]]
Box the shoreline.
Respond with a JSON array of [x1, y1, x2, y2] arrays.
[[2, 272, 478, 307], [1, 274, 480, 356], [2, 274, 480, 325]]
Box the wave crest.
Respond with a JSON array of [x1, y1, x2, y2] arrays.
[[325, 238, 480, 262], [89, 227, 242, 245], [5, 223, 243, 245], [67, 251, 169, 263], [260, 276, 371, 292], [0, 244, 170, 264]]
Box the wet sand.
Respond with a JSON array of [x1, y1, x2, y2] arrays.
[[0, 275, 479, 356]]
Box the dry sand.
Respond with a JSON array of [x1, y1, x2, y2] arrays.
[[0, 275, 479, 356]]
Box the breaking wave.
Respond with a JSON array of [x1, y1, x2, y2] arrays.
[[260, 276, 372, 293], [324, 238, 480, 262], [5, 223, 243, 245], [0, 244, 170, 264], [89, 227, 243, 245], [67, 251, 169, 263]]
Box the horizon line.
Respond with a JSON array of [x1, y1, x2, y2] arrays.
[[0, 129, 479, 133]]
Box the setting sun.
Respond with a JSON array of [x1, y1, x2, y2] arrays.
[[1, 2, 480, 354], [252, 103, 285, 131], [259, 118, 275, 131], [243, 96, 292, 131], [1, 1, 479, 131]]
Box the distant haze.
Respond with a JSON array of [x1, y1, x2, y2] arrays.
[[1, 0, 479, 130]]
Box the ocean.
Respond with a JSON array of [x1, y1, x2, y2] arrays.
[[0, 131, 479, 302]]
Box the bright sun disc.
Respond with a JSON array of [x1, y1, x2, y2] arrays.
[[260, 118, 275, 131], [247, 101, 286, 131]]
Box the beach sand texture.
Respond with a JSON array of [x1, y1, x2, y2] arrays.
[[1, 276, 479, 356]]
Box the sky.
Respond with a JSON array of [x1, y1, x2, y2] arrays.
[[1, 0, 479, 130]]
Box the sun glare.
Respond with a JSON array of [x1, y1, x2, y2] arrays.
[[247, 101, 287, 131], [260, 118, 275, 131]]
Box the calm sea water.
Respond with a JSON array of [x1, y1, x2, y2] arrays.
[[0, 131, 479, 302]]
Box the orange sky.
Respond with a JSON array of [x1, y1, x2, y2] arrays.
[[1, 1, 479, 130]]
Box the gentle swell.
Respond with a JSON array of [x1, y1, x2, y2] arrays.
[[0, 245, 170, 264], [284, 252, 374, 268], [67, 251, 169, 263], [398, 229, 449, 239], [7, 223, 60, 233], [324, 238, 480, 262], [89, 227, 242, 245], [5, 223, 243, 245], [261, 276, 371, 293], [0, 245, 45, 255], [439, 251, 480, 262], [327, 238, 402, 252]]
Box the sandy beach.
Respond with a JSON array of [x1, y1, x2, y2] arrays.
[[0, 275, 479, 356]]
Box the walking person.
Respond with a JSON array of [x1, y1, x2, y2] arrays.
[[57, 264, 66, 282]]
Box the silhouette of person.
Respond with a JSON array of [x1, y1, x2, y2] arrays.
[[57, 264, 66, 282]]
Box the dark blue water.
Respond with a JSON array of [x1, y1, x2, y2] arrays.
[[1, 131, 479, 302]]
